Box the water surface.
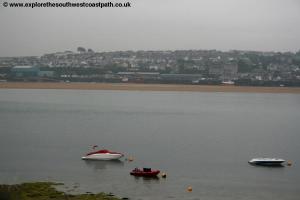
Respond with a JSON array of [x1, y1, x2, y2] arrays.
[[0, 89, 299, 200]]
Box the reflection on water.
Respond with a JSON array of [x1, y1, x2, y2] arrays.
[[84, 160, 124, 170], [248, 163, 285, 168], [132, 176, 160, 184]]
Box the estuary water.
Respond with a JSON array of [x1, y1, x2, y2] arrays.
[[0, 89, 300, 200]]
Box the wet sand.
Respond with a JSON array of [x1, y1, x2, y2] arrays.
[[0, 82, 300, 94]]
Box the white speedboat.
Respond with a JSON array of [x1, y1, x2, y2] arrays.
[[82, 149, 124, 160], [248, 158, 285, 166]]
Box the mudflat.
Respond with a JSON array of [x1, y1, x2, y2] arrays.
[[0, 82, 300, 94]]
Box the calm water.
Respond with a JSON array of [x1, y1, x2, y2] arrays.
[[0, 89, 300, 200]]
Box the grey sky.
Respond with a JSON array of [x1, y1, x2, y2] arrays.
[[0, 0, 300, 56]]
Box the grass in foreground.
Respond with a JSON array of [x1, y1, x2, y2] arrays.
[[0, 182, 121, 200]]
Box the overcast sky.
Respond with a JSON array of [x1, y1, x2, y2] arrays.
[[0, 0, 300, 56]]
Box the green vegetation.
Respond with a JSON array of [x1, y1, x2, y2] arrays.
[[0, 182, 121, 200], [237, 58, 253, 73]]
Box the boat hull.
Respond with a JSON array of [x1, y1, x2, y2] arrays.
[[249, 161, 284, 166], [82, 153, 123, 160], [130, 170, 160, 177]]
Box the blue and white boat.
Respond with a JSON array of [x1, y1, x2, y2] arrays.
[[248, 158, 285, 166]]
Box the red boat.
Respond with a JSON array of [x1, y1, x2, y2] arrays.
[[130, 168, 160, 177]]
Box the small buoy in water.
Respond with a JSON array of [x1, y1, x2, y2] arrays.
[[287, 161, 292, 166], [127, 156, 134, 162], [161, 172, 167, 178], [187, 186, 193, 192]]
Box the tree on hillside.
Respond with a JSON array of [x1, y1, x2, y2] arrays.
[[77, 47, 86, 53], [237, 58, 252, 73], [87, 49, 94, 53]]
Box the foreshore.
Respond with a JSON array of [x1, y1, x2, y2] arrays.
[[0, 182, 121, 200], [0, 82, 300, 94]]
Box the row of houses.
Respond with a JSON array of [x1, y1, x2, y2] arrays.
[[7, 65, 300, 86], [8, 66, 222, 84]]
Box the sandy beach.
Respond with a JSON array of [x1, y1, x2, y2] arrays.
[[0, 82, 300, 94]]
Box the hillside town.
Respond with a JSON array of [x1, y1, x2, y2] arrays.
[[1, 48, 300, 86]]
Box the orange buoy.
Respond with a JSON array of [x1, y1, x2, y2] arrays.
[[287, 161, 292, 166], [187, 186, 192, 192]]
